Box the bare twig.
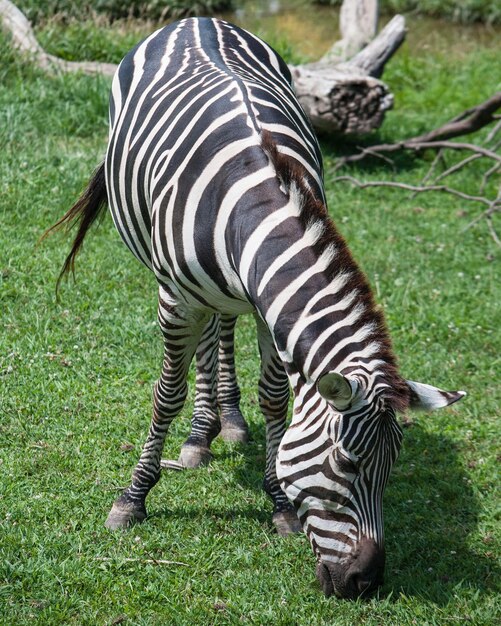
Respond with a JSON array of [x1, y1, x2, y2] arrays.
[[94, 556, 189, 566], [332, 175, 496, 206], [417, 148, 445, 190], [411, 148, 444, 199], [333, 175, 501, 246], [485, 119, 501, 144], [335, 139, 501, 170], [462, 196, 501, 247], [462, 196, 501, 231], [409, 141, 501, 162], [480, 162, 501, 194], [486, 215, 501, 247], [409, 91, 501, 143], [356, 145, 396, 167], [335, 92, 501, 172], [433, 153, 481, 184], [449, 105, 479, 124]]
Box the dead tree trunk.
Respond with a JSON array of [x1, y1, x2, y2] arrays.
[[0, 0, 117, 76], [291, 11, 406, 135], [0, 0, 406, 136]]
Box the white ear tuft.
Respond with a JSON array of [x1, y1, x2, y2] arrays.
[[317, 372, 356, 411], [407, 380, 466, 411]]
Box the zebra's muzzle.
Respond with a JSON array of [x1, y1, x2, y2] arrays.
[[315, 538, 385, 599]]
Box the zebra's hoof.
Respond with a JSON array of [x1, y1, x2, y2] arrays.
[[178, 444, 212, 468], [104, 501, 146, 530], [220, 411, 249, 444], [272, 509, 302, 536], [219, 425, 249, 444]]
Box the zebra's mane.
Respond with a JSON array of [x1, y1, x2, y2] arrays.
[[260, 130, 410, 412]]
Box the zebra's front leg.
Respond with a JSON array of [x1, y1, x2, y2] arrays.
[[105, 298, 209, 530], [256, 317, 302, 537], [218, 314, 249, 443], [178, 314, 222, 468]]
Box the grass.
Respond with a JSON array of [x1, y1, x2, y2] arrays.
[[13, 0, 501, 24], [0, 16, 500, 626], [14, 0, 235, 23]]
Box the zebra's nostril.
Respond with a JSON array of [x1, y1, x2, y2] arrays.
[[343, 538, 385, 598], [347, 572, 375, 596], [315, 562, 334, 597]]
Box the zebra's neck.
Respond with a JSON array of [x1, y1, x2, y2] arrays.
[[238, 133, 407, 410]]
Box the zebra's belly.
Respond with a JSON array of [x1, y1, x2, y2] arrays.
[[158, 278, 255, 316], [151, 243, 254, 316], [107, 197, 252, 315]]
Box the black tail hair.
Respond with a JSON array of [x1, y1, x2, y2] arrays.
[[43, 162, 108, 291]]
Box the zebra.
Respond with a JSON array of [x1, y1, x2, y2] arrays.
[[49, 17, 465, 599]]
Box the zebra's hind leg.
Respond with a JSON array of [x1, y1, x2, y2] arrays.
[[177, 314, 222, 468], [255, 317, 302, 537], [105, 294, 209, 530], [218, 314, 249, 444]]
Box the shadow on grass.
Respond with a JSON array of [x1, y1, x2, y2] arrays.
[[383, 421, 498, 603], [152, 418, 497, 605], [150, 502, 271, 526]]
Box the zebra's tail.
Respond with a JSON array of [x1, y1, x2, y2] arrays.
[[43, 162, 108, 290]]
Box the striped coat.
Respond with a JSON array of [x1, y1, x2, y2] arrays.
[[51, 18, 465, 598]]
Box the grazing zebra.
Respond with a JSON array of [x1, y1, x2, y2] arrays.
[[50, 18, 465, 599]]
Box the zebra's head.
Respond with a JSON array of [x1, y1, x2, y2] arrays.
[[277, 372, 465, 599]]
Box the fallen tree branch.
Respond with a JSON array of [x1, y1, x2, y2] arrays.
[[332, 175, 498, 207], [332, 93, 501, 246], [335, 136, 501, 170], [335, 92, 501, 168], [433, 153, 481, 184], [291, 13, 406, 134], [0, 0, 116, 76], [406, 141, 501, 161], [410, 92, 501, 144], [344, 14, 406, 78], [0, 0, 406, 136], [481, 162, 501, 193], [333, 173, 501, 246], [463, 190, 501, 231]]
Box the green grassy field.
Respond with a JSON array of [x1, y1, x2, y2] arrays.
[[0, 17, 500, 626]]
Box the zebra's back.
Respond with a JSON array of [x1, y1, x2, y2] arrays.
[[105, 17, 322, 312]]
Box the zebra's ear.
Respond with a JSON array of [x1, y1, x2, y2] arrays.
[[406, 380, 466, 411], [317, 373, 356, 411]]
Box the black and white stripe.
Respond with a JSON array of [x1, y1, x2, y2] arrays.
[[54, 17, 465, 599]]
